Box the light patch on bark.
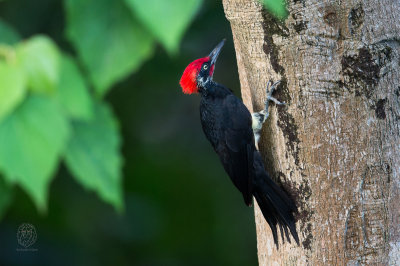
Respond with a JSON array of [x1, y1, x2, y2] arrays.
[[389, 241, 400, 265]]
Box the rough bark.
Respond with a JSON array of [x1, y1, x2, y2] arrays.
[[222, 0, 400, 265]]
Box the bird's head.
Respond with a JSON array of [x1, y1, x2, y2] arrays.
[[180, 39, 225, 94]]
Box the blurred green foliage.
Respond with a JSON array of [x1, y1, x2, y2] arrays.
[[0, 0, 286, 218], [0, 0, 203, 212], [64, 102, 123, 212], [0, 0, 285, 265], [0, 95, 70, 211], [260, 0, 288, 19], [125, 0, 202, 54], [65, 0, 155, 96]]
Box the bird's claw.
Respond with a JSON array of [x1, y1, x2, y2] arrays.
[[265, 80, 285, 109], [268, 96, 285, 106], [266, 80, 281, 97]]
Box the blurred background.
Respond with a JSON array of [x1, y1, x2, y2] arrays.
[[0, 0, 259, 265]]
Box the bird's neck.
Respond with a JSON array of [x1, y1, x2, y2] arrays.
[[199, 81, 230, 98]]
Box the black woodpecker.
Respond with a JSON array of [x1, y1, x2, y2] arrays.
[[179, 39, 299, 247]]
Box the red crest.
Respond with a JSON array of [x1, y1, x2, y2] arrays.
[[179, 57, 209, 94]]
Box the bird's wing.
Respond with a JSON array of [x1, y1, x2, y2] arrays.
[[216, 94, 256, 206]]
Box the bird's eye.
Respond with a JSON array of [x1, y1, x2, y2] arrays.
[[203, 64, 209, 70]]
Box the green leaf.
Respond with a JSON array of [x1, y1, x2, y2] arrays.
[[0, 96, 70, 211], [16, 35, 60, 94], [0, 19, 20, 45], [125, 0, 202, 54], [0, 177, 13, 220], [57, 54, 93, 121], [0, 61, 26, 122], [65, 0, 154, 97], [260, 0, 288, 19], [64, 102, 123, 211]]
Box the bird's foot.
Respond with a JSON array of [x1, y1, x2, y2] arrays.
[[252, 80, 285, 148], [265, 80, 285, 109]]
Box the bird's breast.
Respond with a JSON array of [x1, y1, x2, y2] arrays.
[[200, 98, 222, 148]]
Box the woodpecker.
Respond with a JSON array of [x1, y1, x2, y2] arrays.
[[179, 39, 299, 247]]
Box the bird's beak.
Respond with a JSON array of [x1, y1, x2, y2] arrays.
[[209, 39, 225, 66]]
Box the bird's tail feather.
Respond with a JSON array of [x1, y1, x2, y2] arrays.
[[253, 169, 299, 248]]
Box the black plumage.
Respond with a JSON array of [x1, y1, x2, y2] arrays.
[[199, 81, 299, 247], [180, 40, 299, 247]]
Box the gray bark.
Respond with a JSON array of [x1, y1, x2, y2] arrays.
[[223, 0, 400, 265]]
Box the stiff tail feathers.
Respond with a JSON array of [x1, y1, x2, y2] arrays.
[[253, 170, 300, 248]]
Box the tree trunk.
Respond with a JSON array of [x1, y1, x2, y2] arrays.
[[222, 0, 400, 265]]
